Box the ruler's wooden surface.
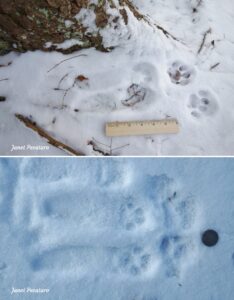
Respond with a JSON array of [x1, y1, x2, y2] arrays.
[[106, 119, 179, 137]]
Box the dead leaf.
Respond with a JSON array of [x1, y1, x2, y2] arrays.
[[76, 75, 88, 82]]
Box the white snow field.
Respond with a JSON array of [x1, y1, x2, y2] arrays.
[[0, 158, 234, 299], [0, 1, 234, 156]]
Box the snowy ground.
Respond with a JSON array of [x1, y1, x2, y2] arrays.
[[0, 158, 234, 299], [0, 0, 234, 156]]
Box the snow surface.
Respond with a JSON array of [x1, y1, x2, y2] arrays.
[[0, 0, 234, 155], [0, 158, 234, 299]]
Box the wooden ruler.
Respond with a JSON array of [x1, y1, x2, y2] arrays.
[[106, 119, 179, 137]]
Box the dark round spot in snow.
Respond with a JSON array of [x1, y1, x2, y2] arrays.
[[202, 229, 219, 247], [0, 96, 6, 102]]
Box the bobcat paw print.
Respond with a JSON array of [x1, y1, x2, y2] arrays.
[[120, 201, 145, 231], [118, 245, 151, 276], [159, 235, 189, 277], [168, 61, 195, 85], [188, 90, 219, 119]]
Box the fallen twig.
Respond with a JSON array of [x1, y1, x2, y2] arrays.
[[0, 78, 9, 82], [88, 137, 129, 156], [57, 73, 69, 89], [197, 28, 212, 54], [15, 114, 84, 156], [210, 62, 220, 70], [87, 140, 110, 156], [54, 74, 82, 107], [111, 143, 130, 153], [154, 22, 180, 42], [47, 54, 87, 73], [54, 85, 74, 108], [136, 6, 182, 43]]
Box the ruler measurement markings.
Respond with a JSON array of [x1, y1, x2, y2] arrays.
[[106, 119, 179, 137]]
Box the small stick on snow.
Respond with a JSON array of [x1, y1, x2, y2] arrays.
[[15, 114, 84, 156], [111, 143, 130, 153], [61, 80, 76, 107], [47, 54, 87, 73], [197, 28, 212, 54], [210, 62, 220, 70], [88, 137, 129, 156], [0, 78, 9, 82], [142, 13, 183, 43], [87, 140, 110, 156], [154, 22, 180, 42], [92, 137, 110, 148], [57, 73, 69, 89]]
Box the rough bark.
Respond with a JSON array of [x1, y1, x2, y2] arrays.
[[0, 0, 143, 55]]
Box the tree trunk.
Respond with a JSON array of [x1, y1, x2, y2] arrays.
[[0, 0, 143, 55]]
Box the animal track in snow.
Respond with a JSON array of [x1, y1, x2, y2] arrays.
[[31, 246, 103, 274], [115, 245, 152, 276], [120, 62, 158, 108], [20, 158, 131, 188], [78, 93, 117, 112], [159, 234, 194, 277], [30, 243, 157, 279], [168, 61, 195, 85], [69, 62, 159, 112], [188, 90, 219, 119], [133, 62, 158, 85], [148, 175, 198, 277], [13, 161, 198, 280], [120, 201, 146, 231]]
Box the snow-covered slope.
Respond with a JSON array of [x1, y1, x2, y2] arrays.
[[0, 158, 234, 299], [0, 0, 234, 156]]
